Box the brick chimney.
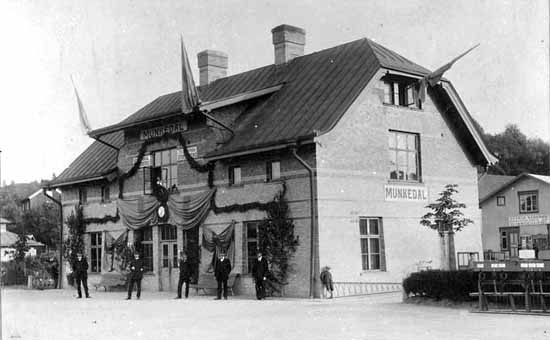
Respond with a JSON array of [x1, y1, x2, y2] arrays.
[[271, 24, 306, 65], [197, 50, 228, 86]]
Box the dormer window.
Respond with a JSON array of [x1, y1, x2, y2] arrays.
[[382, 77, 422, 109]]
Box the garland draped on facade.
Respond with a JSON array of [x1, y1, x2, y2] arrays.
[[117, 133, 215, 199], [83, 210, 120, 225], [202, 222, 235, 273]]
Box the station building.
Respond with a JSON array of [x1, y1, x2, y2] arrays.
[[47, 24, 495, 297], [479, 173, 550, 261]]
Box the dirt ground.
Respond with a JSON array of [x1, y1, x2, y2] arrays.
[[2, 287, 549, 340]]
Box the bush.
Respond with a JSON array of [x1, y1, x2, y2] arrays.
[[403, 270, 478, 302]]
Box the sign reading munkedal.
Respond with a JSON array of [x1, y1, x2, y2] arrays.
[[140, 122, 188, 140], [384, 184, 428, 202]]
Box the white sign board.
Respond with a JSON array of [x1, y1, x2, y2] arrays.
[[384, 184, 428, 202], [508, 214, 550, 226], [139, 122, 188, 140]]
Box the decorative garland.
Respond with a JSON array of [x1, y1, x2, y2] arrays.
[[211, 182, 287, 215], [117, 133, 215, 198], [83, 210, 120, 225]]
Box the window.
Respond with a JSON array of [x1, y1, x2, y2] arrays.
[[457, 252, 479, 269], [229, 166, 241, 186], [143, 149, 178, 194], [359, 218, 385, 271], [266, 161, 281, 182], [500, 230, 508, 250], [160, 225, 177, 268], [383, 78, 422, 109], [388, 131, 420, 181], [90, 232, 102, 273], [245, 221, 261, 274], [101, 185, 110, 203], [78, 187, 87, 205], [518, 191, 538, 213], [496, 196, 505, 206], [139, 227, 154, 272]]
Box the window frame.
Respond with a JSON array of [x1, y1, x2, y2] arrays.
[[388, 130, 421, 182], [382, 77, 422, 109], [90, 232, 102, 273], [229, 165, 242, 186], [139, 227, 154, 273], [496, 196, 505, 206], [359, 217, 385, 272], [244, 220, 262, 274], [518, 190, 539, 214], [78, 187, 87, 205], [101, 185, 110, 203], [457, 252, 479, 270], [266, 160, 281, 182]]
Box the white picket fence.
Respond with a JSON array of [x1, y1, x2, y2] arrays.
[[331, 281, 402, 298]]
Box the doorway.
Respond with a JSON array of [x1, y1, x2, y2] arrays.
[[159, 225, 178, 291], [500, 227, 519, 258]]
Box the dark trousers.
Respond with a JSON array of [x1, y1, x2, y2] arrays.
[[127, 278, 142, 298], [255, 279, 265, 299], [217, 279, 228, 298], [177, 277, 190, 298], [75, 275, 89, 297]]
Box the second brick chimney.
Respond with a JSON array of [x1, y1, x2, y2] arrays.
[[197, 50, 228, 86], [271, 24, 306, 65]]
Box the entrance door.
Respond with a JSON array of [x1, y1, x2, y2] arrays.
[[159, 225, 178, 291], [500, 227, 520, 258], [183, 227, 199, 284]]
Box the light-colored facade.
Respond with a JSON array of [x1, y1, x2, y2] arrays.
[[48, 25, 494, 297], [480, 174, 550, 260]]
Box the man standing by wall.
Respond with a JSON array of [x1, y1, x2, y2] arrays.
[[73, 252, 90, 299], [214, 252, 231, 300], [252, 251, 269, 300], [127, 252, 144, 300]]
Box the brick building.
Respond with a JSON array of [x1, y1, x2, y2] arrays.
[[479, 173, 550, 261], [47, 24, 495, 297]]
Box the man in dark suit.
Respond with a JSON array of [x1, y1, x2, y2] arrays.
[[214, 252, 231, 300], [126, 252, 145, 300], [252, 251, 269, 300], [175, 251, 192, 299], [72, 252, 90, 299]]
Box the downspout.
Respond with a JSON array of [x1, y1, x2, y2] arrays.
[[43, 188, 63, 289], [291, 145, 318, 298]]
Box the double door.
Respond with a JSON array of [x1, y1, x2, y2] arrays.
[[500, 227, 519, 258]]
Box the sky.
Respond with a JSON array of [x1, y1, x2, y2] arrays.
[[0, 0, 548, 185]]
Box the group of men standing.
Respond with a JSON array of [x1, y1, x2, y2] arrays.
[[72, 250, 271, 300]]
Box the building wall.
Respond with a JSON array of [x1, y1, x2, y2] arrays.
[[481, 177, 550, 253], [316, 70, 483, 283]]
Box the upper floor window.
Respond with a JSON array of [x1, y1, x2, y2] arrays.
[[229, 166, 241, 186], [383, 78, 422, 109], [388, 130, 420, 182], [78, 187, 87, 205], [101, 185, 110, 203], [519, 191, 538, 213], [496, 196, 505, 206], [153, 148, 178, 189], [266, 161, 281, 182]]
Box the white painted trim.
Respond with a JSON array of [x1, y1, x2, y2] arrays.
[[200, 85, 283, 111]]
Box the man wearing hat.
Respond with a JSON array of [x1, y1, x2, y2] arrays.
[[251, 251, 269, 300], [176, 251, 192, 299], [214, 251, 231, 300], [127, 252, 145, 300], [72, 251, 90, 298], [320, 266, 334, 299]]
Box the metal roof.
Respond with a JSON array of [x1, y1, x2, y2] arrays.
[[479, 172, 550, 205], [48, 131, 124, 187], [51, 36, 493, 186]]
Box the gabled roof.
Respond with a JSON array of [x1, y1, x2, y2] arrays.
[[479, 172, 550, 205], [53, 36, 493, 186], [478, 174, 515, 202], [0, 230, 45, 248], [47, 131, 124, 187]]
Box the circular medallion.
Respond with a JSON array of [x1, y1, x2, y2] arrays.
[[157, 205, 168, 221]]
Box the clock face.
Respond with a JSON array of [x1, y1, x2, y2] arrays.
[[157, 206, 166, 218]]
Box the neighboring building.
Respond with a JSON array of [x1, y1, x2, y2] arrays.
[[479, 173, 550, 260], [46, 24, 495, 297], [21, 189, 61, 212], [0, 219, 46, 261]]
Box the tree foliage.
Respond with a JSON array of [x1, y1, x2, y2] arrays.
[[472, 122, 549, 176], [63, 206, 85, 268], [258, 191, 300, 287], [420, 184, 473, 235], [13, 232, 29, 262], [18, 204, 60, 248]]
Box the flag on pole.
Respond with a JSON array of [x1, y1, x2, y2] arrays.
[[70, 76, 92, 135], [180, 36, 200, 113], [417, 43, 480, 103]]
